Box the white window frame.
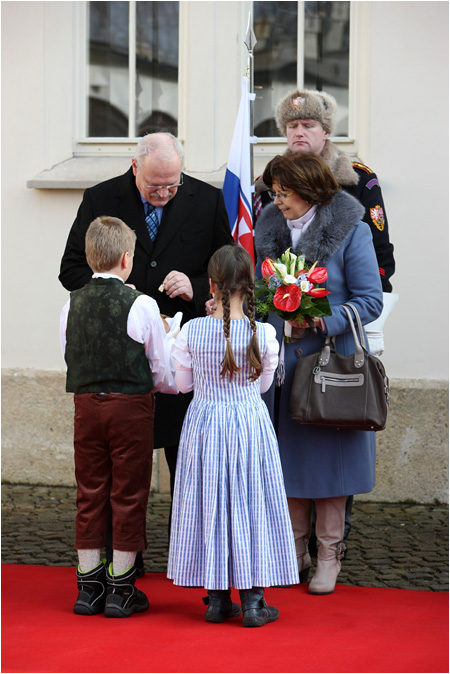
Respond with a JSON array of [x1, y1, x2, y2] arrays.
[[73, 0, 172, 157], [253, 0, 361, 162], [72, 1, 361, 159]]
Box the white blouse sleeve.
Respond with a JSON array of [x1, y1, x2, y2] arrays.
[[59, 298, 70, 358], [170, 323, 194, 393], [260, 323, 280, 393], [127, 295, 178, 394]]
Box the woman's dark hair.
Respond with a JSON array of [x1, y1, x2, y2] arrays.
[[262, 151, 340, 205], [207, 244, 262, 382]]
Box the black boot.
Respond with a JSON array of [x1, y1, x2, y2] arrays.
[[239, 587, 279, 628], [104, 564, 149, 618], [74, 561, 107, 615], [202, 589, 242, 623]]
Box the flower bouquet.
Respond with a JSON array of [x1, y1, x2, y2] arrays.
[[255, 248, 332, 342]]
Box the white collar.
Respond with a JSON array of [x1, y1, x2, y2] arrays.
[[92, 273, 124, 283], [287, 205, 317, 231]]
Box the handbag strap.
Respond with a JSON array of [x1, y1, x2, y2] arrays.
[[318, 304, 367, 369], [342, 304, 365, 368], [344, 302, 369, 350]]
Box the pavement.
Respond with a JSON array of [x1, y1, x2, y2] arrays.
[[1, 483, 448, 592]]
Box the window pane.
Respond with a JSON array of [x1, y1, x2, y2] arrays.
[[253, 1, 350, 138], [304, 1, 350, 136], [88, 2, 129, 137], [254, 1, 298, 137], [135, 2, 179, 136]]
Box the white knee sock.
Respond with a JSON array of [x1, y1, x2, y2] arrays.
[[112, 551, 137, 576], [77, 549, 101, 573]]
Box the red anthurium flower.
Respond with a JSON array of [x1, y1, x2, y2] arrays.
[[307, 266, 328, 284], [261, 257, 276, 281], [273, 284, 302, 311], [306, 287, 331, 298]]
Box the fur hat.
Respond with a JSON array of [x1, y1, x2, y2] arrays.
[[275, 89, 336, 136]]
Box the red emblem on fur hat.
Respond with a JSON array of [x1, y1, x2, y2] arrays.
[[292, 97, 306, 110]]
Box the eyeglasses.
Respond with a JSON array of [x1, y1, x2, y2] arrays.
[[268, 190, 294, 201], [144, 175, 184, 191]]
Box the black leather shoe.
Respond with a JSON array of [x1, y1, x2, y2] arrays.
[[104, 564, 149, 618], [202, 589, 242, 623]]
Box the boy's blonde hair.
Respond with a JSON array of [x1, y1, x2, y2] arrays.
[[85, 216, 136, 273]]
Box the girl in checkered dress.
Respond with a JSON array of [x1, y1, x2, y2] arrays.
[[167, 245, 298, 628]]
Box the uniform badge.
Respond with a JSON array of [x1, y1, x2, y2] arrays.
[[292, 96, 305, 110], [370, 205, 385, 231]]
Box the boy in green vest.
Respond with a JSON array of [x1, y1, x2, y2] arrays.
[[60, 216, 178, 618]]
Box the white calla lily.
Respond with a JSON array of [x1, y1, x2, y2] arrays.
[[287, 251, 297, 275], [284, 274, 297, 284], [300, 279, 311, 292], [273, 262, 288, 278]]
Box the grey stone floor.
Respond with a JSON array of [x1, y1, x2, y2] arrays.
[[1, 483, 448, 592]]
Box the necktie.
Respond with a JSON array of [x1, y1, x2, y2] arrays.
[[145, 204, 160, 242]]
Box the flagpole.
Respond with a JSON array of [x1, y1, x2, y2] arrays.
[[244, 12, 257, 185]]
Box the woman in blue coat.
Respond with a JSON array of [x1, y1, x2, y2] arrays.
[[254, 152, 383, 594]]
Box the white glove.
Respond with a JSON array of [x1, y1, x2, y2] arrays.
[[364, 293, 399, 356]]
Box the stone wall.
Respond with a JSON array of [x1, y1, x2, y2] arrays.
[[2, 369, 448, 503]]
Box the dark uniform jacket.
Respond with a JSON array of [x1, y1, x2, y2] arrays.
[[254, 140, 395, 293], [59, 167, 233, 446]]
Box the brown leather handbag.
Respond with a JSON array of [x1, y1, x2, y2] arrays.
[[290, 303, 389, 431]]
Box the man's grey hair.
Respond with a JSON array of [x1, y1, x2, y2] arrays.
[[134, 132, 184, 169]]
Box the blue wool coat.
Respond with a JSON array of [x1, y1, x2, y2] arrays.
[[255, 191, 383, 498]]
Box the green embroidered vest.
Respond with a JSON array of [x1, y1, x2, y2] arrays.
[[65, 278, 154, 394]]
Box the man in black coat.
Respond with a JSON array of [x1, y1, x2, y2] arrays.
[[59, 132, 233, 560]]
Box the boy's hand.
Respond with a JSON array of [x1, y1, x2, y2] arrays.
[[160, 314, 170, 333], [164, 312, 183, 346]]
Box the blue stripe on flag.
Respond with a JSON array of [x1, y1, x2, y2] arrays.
[[223, 169, 239, 234]]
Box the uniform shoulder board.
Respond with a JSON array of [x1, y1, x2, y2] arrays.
[[352, 160, 373, 174]]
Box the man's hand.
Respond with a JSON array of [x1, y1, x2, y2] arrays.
[[205, 298, 216, 315], [162, 271, 193, 302]]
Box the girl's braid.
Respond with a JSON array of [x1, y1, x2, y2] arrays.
[[220, 286, 241, 380]]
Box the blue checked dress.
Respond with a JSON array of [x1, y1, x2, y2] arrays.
[[167, 316, 298, 590]]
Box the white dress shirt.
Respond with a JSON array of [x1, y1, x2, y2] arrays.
[[60, 273, 178, 394]]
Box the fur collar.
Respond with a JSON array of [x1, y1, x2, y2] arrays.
[[255, 190, 365, 265], [321, 140, 359, 186], [254, 140, 358, 194]]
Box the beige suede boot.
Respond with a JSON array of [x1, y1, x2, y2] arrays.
[[308, 496, 346, 595], [287, 497, 312, 583]]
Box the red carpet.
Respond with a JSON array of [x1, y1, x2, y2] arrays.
[[2, 565, 448, 673]]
